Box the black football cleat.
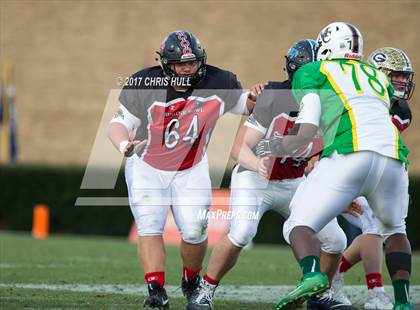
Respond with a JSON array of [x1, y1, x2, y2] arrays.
[[143, 281, 170, 309], [306, 290, 357, 309], [186, 278, 217, 310], [181, 276, 201, 302]]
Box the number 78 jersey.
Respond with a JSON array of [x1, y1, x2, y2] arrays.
[[292, 59, 408, 165]]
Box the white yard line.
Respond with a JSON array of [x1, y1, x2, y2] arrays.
[[1, 283, 420, 305]]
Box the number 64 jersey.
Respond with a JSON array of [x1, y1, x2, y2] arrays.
[[117, 65, 247, 171], [292, 59, 409, 165]]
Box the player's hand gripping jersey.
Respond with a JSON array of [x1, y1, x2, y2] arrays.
[[242, 81, 323, 180], [119, 65, 245, 171], [292, 59, 409, 165]]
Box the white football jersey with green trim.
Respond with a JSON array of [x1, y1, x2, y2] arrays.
[[292, 59, 408, 165]]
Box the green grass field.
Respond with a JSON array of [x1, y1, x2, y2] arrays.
[[1, 232, 419, 309]]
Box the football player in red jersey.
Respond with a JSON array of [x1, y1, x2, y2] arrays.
[[187, 40, 352, 310], [108, 30, 255, 309]]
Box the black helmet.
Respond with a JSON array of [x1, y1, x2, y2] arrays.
[[157, 30, 207, 85], [285, 39, 318, 81]]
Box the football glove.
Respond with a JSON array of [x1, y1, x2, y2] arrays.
[[256, 137, 284, 157], [390, 97, 411, 132]]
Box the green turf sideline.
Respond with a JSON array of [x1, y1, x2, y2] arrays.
[[2, 231, 419, 308], [1, 283, 420, 305]]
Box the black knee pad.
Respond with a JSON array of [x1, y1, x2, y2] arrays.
[[385, 252, 411, 277]]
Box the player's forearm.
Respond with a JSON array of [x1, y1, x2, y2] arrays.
[[108, 122, 130, 152], [232, 144, 259, 171], [284, 93, 320, 152], [281, 123, 318, 153], [281, 135, 312, 153]]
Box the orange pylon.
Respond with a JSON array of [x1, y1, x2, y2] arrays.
[[32, 204, 49, 239]]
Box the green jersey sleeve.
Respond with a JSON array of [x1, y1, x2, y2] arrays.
[[292, 61, 326, 108]]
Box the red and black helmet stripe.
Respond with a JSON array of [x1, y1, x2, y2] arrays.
[[346, 23, 359, 53]]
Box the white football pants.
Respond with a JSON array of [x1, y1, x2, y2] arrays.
[[228, 166, 347, 254], [125, 154, 211, 244], [283, 151, 408, 243]]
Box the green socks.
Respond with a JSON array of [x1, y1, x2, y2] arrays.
[[393, 279, 410, 304], [299, 256, 320, 275]]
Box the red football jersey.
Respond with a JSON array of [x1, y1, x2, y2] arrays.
[[264, 113, 323, 180], [142, 96, 223, 170], [119, 65, 243, 171]]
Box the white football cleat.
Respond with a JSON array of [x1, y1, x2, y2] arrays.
[[330, 272, 352, 305], [364, 287, 393, 309]]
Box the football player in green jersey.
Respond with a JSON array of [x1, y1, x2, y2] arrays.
[[333, 47, 414, 310], [257, 22, 412, 310]]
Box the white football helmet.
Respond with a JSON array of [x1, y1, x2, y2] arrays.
[[316, 22, 363, 61]]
